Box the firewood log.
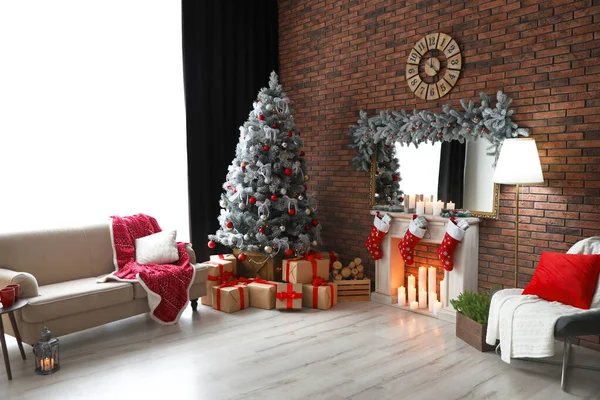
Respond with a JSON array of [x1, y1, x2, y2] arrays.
[[357, 272, 364, 279], [340, 267, 352, 278], [334, 274, 343, 281], [348, 261, 356, 269], [354, 258, 362, 266], [332, 261, 342, 270], [356, 264, 364, 272]]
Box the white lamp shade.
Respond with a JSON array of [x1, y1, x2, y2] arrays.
[[493, 138, 544, 184]]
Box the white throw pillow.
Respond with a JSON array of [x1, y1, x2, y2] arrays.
[[135, 230, 179, 265]]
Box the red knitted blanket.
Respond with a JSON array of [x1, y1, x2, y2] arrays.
[[101, 214, 195, 325]]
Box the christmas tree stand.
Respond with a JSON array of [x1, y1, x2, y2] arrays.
[[233, 249, 284, 282]]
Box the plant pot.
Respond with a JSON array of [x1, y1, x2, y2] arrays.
[[455, 311, 495, 352], [232, 249, 284, 282]]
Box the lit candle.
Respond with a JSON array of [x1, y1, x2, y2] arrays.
[[408, 274, 416, 289], [425, 201, 433, 215], [427, 266, 437, 296], [416, 201, 425, 215], [409, 194, 416, 209], [433, 301, 442, 316], [43, 358, 50, 371], [433, 200, 443, 215], [440, 278, 447, 307], [398, 286, 406, 306], [51, 358, 54, 369], [418, 288, 427, 308], [447, 201, 455, 210], [408, 286, 417, 304], [429, 292, 437, 313], [418, 266, 427, 292], [410, 301, 418, 310]]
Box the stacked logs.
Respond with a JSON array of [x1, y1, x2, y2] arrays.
[[332, 258, 365, 281]]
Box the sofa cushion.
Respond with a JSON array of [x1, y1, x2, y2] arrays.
[[135, 230, 179, 265], [132, 263, 208, 299], [22, 277, 133, 323]]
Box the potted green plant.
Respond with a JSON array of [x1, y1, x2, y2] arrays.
[[450, 290, 494, 352]]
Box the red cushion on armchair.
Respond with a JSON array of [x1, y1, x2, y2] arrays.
[[523, 252, 600, 309]]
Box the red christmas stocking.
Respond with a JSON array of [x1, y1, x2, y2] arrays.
[[438, 216, 470, 271], [398, 215, 428, 265], [365, 212, 392, 260]]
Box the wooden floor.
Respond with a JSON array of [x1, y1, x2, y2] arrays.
[[0, 301, 599, 400]]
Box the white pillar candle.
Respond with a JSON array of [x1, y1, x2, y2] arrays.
[[433, 301, 442, 316], [408, 286, 416, 304], [398, 286, 406, 306], [429, 292, 437, 313], [440, 278, 447, 307], [433, 201, 443, 215], [425, 201, 433, 215], [418, 266, 427, 292], [418, 288, 427, 308], [410, 301, 418, 310], [409, 194, 416, 209], [416, 201, 425, 215], [447, 201, 455, 210], [427, 266, 436, 296], [408, 274, 416, 289]]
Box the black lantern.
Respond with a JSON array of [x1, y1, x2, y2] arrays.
[[33, 326, 60, 375]]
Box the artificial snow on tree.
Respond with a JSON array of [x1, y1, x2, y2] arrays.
[[208, 72, 322, 259]]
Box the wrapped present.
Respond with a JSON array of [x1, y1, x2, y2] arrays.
[[210, 254, 238, 272], [275, 282, 303, 310], [313, 251, 340, 272], [282, 254, 329, 284], [302, 277, 338, 310], [211, 281, 249, 313], [232, 249, 283, 282], [201, 260, 236, 306], [246, 277, 278, 310]]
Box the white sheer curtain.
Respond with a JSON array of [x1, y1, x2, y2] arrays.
[[0, 1, 189, 240]]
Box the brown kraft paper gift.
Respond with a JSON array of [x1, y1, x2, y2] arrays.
[[275, 282, 303, 310], [201, 260, 236, 306], [211, 283, 249, 314], [282, 256, 329, 284], [302, 279, 338, 310]]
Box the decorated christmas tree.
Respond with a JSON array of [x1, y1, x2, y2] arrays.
[[208, 72, 322, 260]]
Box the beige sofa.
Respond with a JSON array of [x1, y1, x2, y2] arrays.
[[0, 223, 207, 345]]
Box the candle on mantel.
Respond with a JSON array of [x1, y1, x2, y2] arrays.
[[433, 200, 444, 215], [409, 194, 416, 209], [418, 288, 427, 309], [410, 301, 418, 310], [433, 301, 442, 316], [425, 201, 433, 215], [416, 201, 425, 215], [440, 278, 447, 307], [418, 267, 427, 292], [429, 292, 437, 313], [408, 286, 417, 304], [427, 266, 436, 296], [447, 201, 455, 210], [408, 274, 416, 288], [398, 286, 406, 306]]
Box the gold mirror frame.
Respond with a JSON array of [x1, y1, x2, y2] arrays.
[[370, 154, 500, 219]]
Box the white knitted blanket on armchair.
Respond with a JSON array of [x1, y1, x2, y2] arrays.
[[485, 237, 600, 363]]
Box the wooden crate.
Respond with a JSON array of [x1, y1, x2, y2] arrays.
[[336, 278, 371, 302], [455, 312, 495, 352]]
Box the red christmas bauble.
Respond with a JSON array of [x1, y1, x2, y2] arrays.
[[392, 174, 399, 181], [297, 131, 301, 136], [305, 224, 311, 230], [270, 194, 278, 201], [399, 196, 404, 202], [238, 253, 247, 261], [208, 240, 216, 249], [259, 227, 266, 234], [300, 151, 305, 156], [311, 219, 319, 226], [234, 188, 237, 193], [263, 145, 270, 151], [258, 114, 265, 121], [287, 131, 292, 137], [249, 196, 257, 205], [272, 123, 277, 128], [226, 221, 233, 229], [284, 168, 292, 176], [288, 208, 296, 216], [284, 249, 293, 256], [303, 185, 307, 191]]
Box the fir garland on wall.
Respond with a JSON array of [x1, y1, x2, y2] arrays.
[[349, 91, 529, 176]]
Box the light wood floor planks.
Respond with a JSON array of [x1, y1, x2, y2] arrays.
[[0, 301, 599, 400]]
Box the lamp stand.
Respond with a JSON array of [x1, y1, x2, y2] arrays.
[[514, 184, 520, 288]]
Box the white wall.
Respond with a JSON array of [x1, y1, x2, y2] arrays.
[[0, 1, 189, 239]]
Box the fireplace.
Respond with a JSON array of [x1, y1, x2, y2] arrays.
[[370, 212, 480, 323]]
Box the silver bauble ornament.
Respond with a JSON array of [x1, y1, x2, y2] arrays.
[[374, 193, 380, 199], [219, 199, 226, 208], [298, 195, 304, 201], [264, 245, 273, 254], [260, 215, 267, 221], [312, 240, 318, 246], [238, 202, 246, 210], [282, 142, 288, 148], [243, 234, 250, 241], [265, 103, 273, 111], [305, 208, 312, 216], [280, 188, 287, 195], [280, 225, 286, 232], [264, 178, 271, 184]]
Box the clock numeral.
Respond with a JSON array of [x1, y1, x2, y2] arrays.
[[444, 39, 460, 58], [408, 51, 421, 64], [451, 59, 458, 65], [417, 42, 426, 53]]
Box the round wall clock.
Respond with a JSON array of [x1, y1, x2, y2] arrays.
[[406, 33, 462, 100]]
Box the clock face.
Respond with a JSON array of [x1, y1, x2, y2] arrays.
[[406, 33, 462, 100]]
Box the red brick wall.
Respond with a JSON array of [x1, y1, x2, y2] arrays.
[[278, 0, 600, 292]]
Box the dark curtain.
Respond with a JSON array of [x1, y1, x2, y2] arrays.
[[182, 0, 279, 261], [437, 141, 466, 209]]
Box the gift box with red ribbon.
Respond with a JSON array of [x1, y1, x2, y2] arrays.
[[302, 277, 338, 310], [275, 282, 303, 310], [282, 254, 329, 284], [246, 277, 278, 310], [211, 280, 249, 313], [312, 251, 340, 272], [209, 254, 238, 272], [201, 260, 236, 306]]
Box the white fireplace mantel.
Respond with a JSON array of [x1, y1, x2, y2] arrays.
[[370, 211, 480, 323]]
